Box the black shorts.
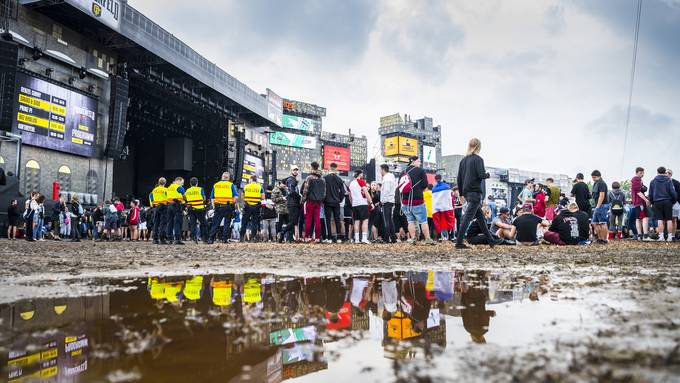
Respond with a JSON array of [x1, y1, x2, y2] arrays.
[[352, 205, 369, 221], [288, 204, 300, 223], [653, 200, 673, 221]]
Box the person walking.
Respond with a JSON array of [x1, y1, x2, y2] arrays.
[[380, 164, 397, 243], [208, 171, 238, 244], [323, 163, 345, 243], [455, 138, 502, 249], [649, 166, 677, 241], [301, 161, 326, 243]]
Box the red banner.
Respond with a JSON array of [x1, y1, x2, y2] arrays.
[[323, 145, 350, 171]]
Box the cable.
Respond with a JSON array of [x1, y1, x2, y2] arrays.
[[621, 0, 642, 179]]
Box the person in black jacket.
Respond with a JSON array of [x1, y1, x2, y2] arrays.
[[283, 166, 301, 242], [301, 162, 326, 243], [455, 138, 502, 249], [323, 163, 345, 243], [666, 169, 680, 240]]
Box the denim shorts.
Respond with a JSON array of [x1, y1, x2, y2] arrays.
[[592, 204, 610, 224], [401, 203, 428, 225]]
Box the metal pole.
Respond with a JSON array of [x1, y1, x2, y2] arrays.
[[14, 135, 20, 179]]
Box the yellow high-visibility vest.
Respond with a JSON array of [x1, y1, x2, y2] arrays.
[[151, 186, 167, 206], [213, 181, 235, 204], [243, 183, 262, 205], [185, 186, 205, 209], [166, 183, 184, 201]]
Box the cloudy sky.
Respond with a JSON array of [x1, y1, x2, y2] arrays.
[[131, 0, 679, 182]]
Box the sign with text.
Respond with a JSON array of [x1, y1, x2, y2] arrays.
[[266, 88, 283, 126], [240, 153, 264, 189], [398, 136, 418, 157], [384, 136, 399, 156], [270, 131, 317, 149], [66, 0, 121, 31], [282, 99, 326, 117], [12, 72, 98, 157], [323, 145, 350, 171], [282, 114, 319, 132]]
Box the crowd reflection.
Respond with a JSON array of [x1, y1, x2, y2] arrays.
[[1, 270, 549, 382]]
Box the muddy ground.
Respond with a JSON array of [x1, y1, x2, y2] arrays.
[[1, 240, 680, 382]]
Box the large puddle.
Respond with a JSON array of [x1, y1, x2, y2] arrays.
[[0, 270, 600, 382]]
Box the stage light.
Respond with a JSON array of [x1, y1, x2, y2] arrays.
[[32, 47, 43, 61], [68, 77, 76, 85], [79, 67, 87, 79]]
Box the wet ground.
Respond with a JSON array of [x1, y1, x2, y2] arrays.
[[0, 240, 679, 382]]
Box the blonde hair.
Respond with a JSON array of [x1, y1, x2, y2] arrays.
[[466, 138, 481, 156], [158, 177, 167, 186]]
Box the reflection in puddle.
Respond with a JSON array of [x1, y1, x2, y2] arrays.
[[0, 270, 558, 382]]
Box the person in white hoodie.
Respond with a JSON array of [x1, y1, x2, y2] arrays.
[[379, 164, 397, 243]]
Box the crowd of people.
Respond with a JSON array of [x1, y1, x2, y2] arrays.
[[7, 138, 679, 247]]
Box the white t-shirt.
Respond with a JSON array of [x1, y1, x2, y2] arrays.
[[349, 179, 368, 207]]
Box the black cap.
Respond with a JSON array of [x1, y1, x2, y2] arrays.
[[499, 207, 510, 214], [408, 155, 419, 163]]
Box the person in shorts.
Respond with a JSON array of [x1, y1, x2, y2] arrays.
[[348, 169, 371, 243], [649, 166, 677, 241], [590, 170, 610, 244]]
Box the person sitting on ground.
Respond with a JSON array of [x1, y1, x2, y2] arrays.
[[559, 193, 570, 207], [544, 206, 580, 246], [567, 202, 591, 245], [491, 207, 516, 241], [513, 204, 549, 246], [466, 218, 500, 245]]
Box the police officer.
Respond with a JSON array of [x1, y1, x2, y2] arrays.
[[208, 171, 238, 244], [149, 177, 168, 245], [241, 175, 265, 241], [165, 177, 186, 245], [185, 177, 207, 243]]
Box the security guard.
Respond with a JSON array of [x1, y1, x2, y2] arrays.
[[149, 177, 168, 245], [240, 175, 265, 241], [185, 177, 207, 243], [208, 171, 238, 244], [165, 177, 186, 245]]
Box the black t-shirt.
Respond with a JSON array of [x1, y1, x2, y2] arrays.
[[591, 179, 609, 205], [549, 211, 579, 245], [513, 213, 543, 243], [403, 166, 427, 201], [570, 182, 591, 211], [574, 210, 590, 241]]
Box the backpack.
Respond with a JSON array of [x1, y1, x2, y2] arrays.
[[609, 191, 624, 214], [398, 168, 420, 195]]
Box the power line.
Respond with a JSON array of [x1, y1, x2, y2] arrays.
[[621, 0, 642, 179]]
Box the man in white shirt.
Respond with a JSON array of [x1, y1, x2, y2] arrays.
[[379, 164, 397, 243], [348, 169, 372, 243]]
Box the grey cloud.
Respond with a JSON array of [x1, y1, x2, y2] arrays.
[[588, 104, 677, 144], [544, 5, 566, 34], [380, 0, 464, 80], [133, 0, 379, 64]]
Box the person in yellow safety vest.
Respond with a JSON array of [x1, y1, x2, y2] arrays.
[[208, 171, 239, 244], [424, 184, 434, 240], [149, 177, 168, 245], [185, 177, 207, 243], [165, 177, 186, 245], [240, 175, 265, 241]]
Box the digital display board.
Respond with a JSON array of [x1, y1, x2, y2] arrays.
[[12, 72, 98, 157], [399, 137, 418, 156], [270, 131, 317, 149], [323, 145, 350, 171], [423, 145, 436, 168], [241, 153, 265, 189], [282, 99, 326, 117], [384, 136, 399, 156], [282, 114, 319, 132]]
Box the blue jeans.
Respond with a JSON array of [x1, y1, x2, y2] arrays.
[[33, 217, 43, 239]]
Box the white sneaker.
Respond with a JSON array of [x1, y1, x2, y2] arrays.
[[643, 237, 653, 241], [657, 236, 665, 242], [361, 239, 371, 244], [323, 239, 333, 244]]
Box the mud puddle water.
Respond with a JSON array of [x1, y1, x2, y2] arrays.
[[0, 270, 621, 382]]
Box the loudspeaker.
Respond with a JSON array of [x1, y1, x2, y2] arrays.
[[0, 40, 18, 132], [105, 75, 129, 158], [164, 137, 192, 171]]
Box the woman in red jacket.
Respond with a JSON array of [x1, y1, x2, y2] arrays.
[[129, 200, 141, 241]]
